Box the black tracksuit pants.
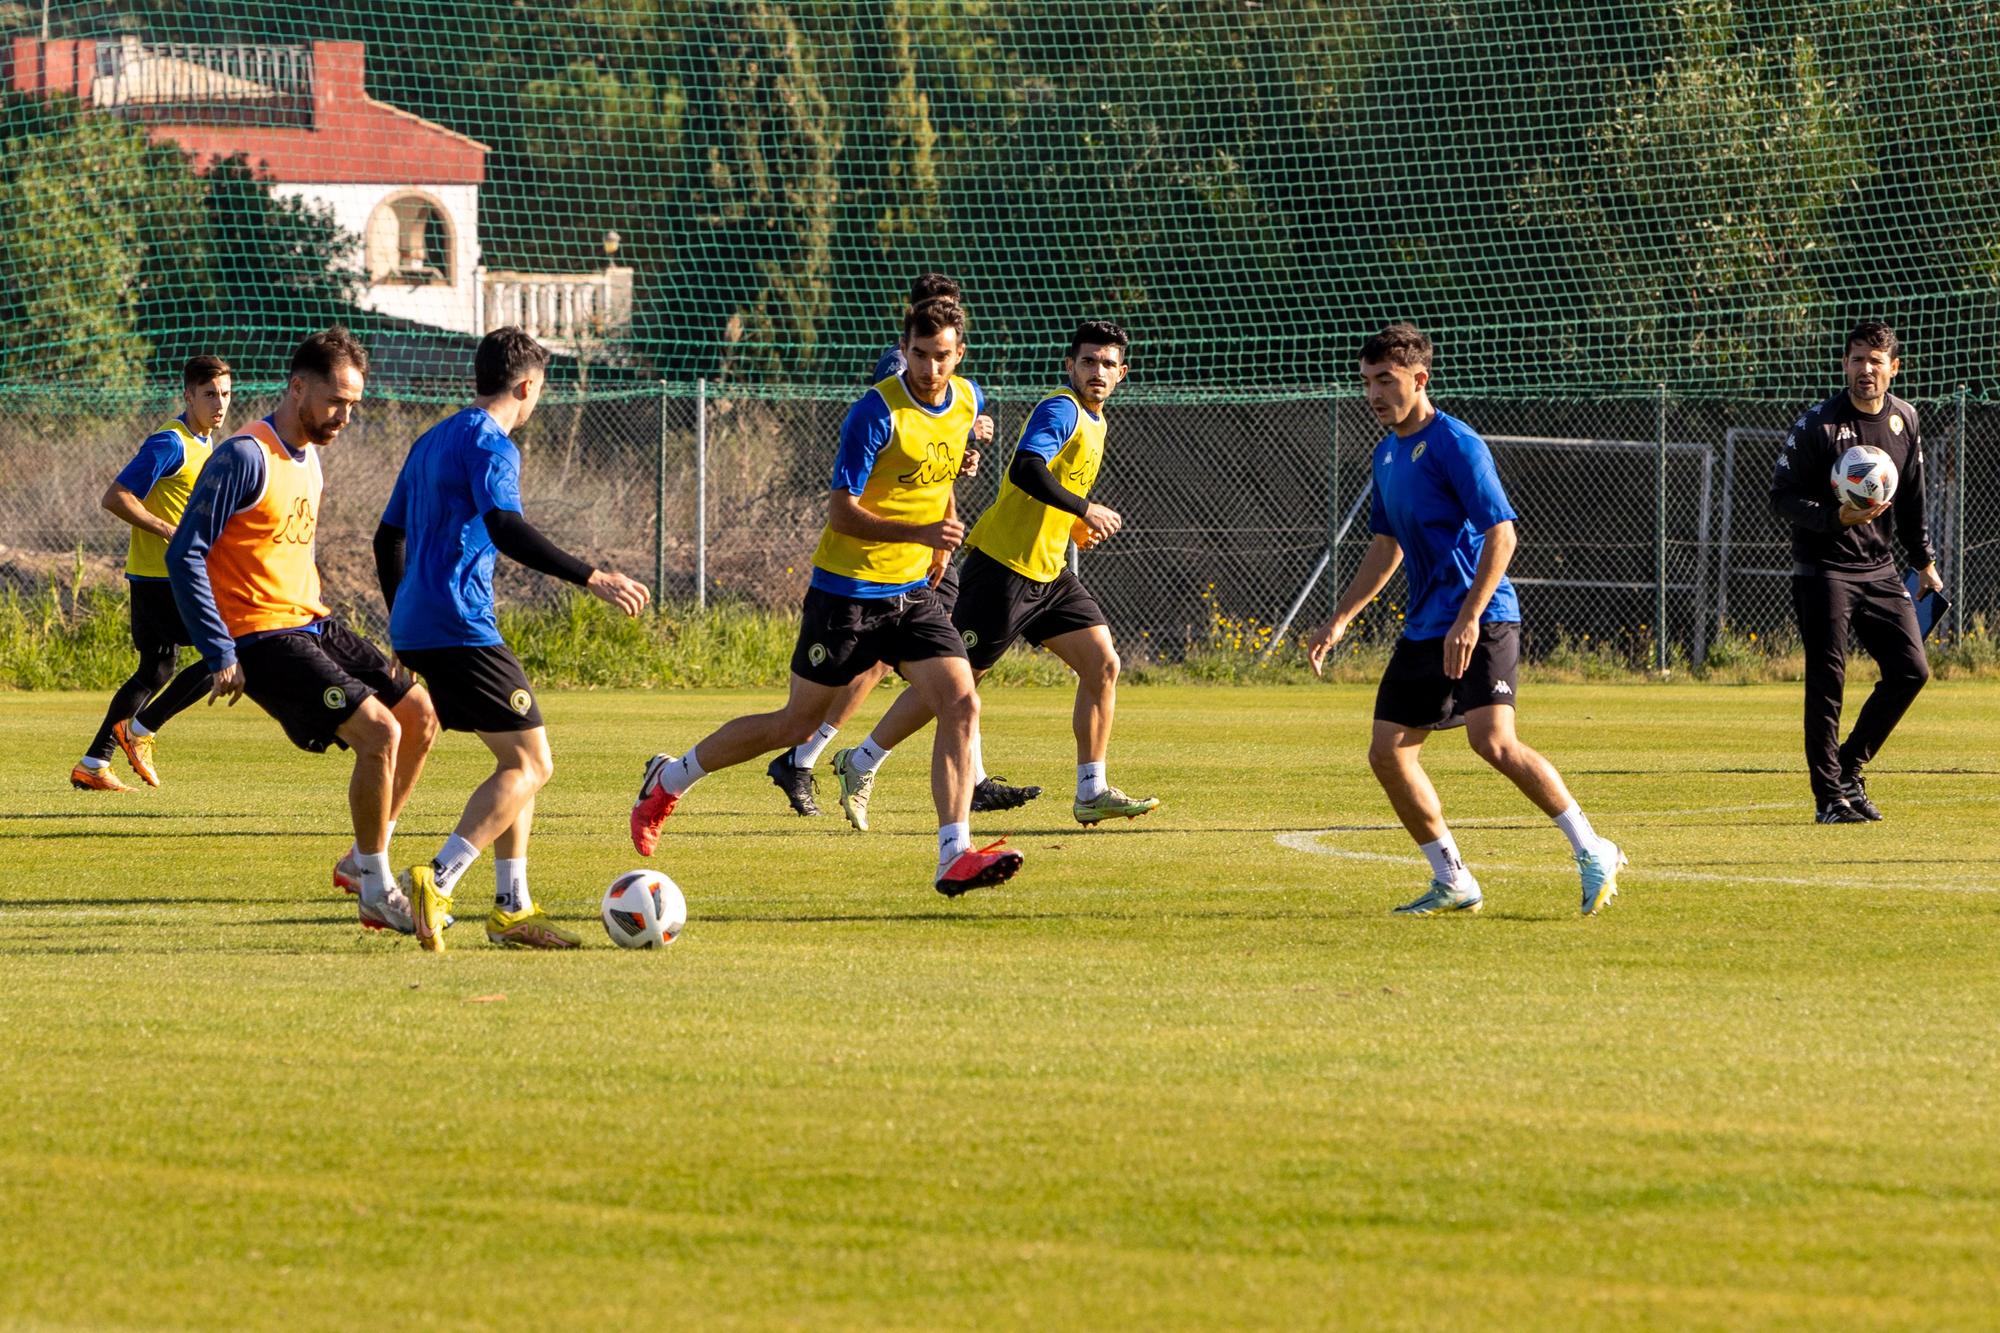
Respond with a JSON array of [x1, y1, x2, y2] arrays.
[[1790, 572, 1931, 803]]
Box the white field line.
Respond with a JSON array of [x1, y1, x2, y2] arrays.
[[1278, 791, 2000, 895]]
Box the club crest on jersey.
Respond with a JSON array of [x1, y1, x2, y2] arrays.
[[1890, 414, 1904, 434], [323, 686, 346, 710], [808, 643, 828, 667], [1411, 442, 1427, 461], [509, 689, 532, 715]]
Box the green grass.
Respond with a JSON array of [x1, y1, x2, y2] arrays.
[[3, 683, 1998, 1329]]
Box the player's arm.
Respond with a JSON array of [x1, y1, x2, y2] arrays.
[[1309, 534, 1402, 677], [485, 510, 649, 616], [1443, 521, 1516, 679], [372, 522, 407, 613], [1007, 396, 1122, 539], [164, 437, 264, 702], [102, 431, 185, 540], [1893, 411, 1944, 593], [1771, 416, 1882, 530]]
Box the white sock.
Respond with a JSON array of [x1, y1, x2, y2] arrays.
[[431, 833, 480, 895], [656, 750, 707, 796], [938, 821, 972, 866], [495, 858, 531, 913], [127, 717, 155, 739], [79, 755, 109, 770], [1418, 834, 1468, 887], [347, 820, 394, 862], [356, 850, 394, 902], [969, 732, 989, 785], [792, 723, 839, 770], [851, 737, 892, 776], [1553, 803, 1598, 856], [1077, 760, 1108, 801]]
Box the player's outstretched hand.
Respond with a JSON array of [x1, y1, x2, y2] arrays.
[[1307, 618, 1347, 678], [1083, 503, 1122, 543], [923, 515, 967, 551], [208, 661, 246, 706], [960, 447, 981, 478], [1839, 498, 1891, 527], [972, 413, 996, 445], [588, 569, 651, 618]]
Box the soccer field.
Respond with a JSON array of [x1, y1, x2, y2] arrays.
[[3, 683, 1997, 1330]]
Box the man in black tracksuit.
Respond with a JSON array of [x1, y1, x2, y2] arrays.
[[1770, 320, 1943, 823]]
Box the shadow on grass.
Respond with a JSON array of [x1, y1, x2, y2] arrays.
[[0, 895, 300, 907]]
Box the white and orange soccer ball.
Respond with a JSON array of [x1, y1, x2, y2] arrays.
[[1832, 444, 1898, 508], [601, 869, 686, 949]]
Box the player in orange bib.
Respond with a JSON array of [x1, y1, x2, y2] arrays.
[[165, 329, 439, 935]]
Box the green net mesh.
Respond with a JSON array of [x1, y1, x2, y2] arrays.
[[4, 1, 1997, 400]]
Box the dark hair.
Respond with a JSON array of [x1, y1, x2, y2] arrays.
[[475, 326, 551, 396], [908, 272, 960, 306], [183, 354, 232, 388], [904, 296, 967, 344], [1846, 319, 1900, 360], [1358, 323, 1433, 371], [1068, 320, 1129, 360], [290, 326, 369, 380]]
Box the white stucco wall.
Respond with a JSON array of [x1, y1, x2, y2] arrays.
[[271, 182, 481, 335]]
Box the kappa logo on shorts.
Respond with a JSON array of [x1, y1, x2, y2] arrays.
[[1491, 680, 1513, 696], [808, 643, 828, 667], [961, 630, 979, 648], [509, 688, 533, 715], [322, 686, 347, 710]]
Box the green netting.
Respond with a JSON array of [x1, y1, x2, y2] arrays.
[[3, 1, 1998, 399]]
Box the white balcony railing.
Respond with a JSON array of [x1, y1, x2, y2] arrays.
[[478, 266, 633, 350]]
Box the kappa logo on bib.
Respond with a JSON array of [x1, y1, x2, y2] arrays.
[[322, 686, 346, 710], [808, 643, 828, 667], [509, 688, 533, 716]]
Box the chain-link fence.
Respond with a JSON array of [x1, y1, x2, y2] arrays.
[[2, 384, 1994, 666]]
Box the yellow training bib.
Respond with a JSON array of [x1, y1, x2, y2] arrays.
[[124, 418, 213, 579], [968, 389, 1105, 582], [811, 374, 977, 588]]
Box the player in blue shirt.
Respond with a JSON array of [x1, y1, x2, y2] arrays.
[[762, 272, 1021, 816], [1309, 324, 1625, 917], [374, 327, 650, 951]]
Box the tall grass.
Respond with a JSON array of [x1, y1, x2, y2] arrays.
[[6, 578, 1998, 690]]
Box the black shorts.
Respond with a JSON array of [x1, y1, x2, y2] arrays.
[[1373, 623, 1522, 728], [236, 619, 413, 754], [129, 579, 193, 651], [790, 583, 968, 687], [953, 548, 1108, 671], [398, 644, 543, 733]]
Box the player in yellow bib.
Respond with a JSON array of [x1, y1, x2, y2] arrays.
[[71, 356, 232, 792], [631, 297, 1024, 896], [831, 321, 1160, 828]]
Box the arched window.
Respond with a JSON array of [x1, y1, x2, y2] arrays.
[[365, 192, 454, 285]]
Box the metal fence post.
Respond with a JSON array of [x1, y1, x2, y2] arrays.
[[695, 377, 708, 611], [654, 379, 668, 604], [1327, 395, 1342, 619], [1655, 383, 1668, 673], [1955, 384, 1968, 639]]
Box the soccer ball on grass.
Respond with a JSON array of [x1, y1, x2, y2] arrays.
[[602, 869, 686, 949]]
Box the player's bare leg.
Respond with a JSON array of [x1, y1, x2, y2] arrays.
[[769, 662, 894, 816], [387, 686, 437, 824], [632, 675, 843, 854], [336, 696, 417, 931], [903, 654, 1020, 894], [1464, 705, 1625, 915], [1368, 720, 1480, 915], [1045, 625, 1156, 824]]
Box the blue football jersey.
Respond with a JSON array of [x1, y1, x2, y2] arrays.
[[1368, 411, 1520, 639], [382, 407, 525, 651]]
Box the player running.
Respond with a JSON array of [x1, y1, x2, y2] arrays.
[[376, 328, 651, 951], [1308, 324, 1624, 917], [1770, 320, 1941, 823], [71, 355, 231, 792], [828, 320, 1157, 831], [762, 272, 1038, 817], [631, 296, 1023, 896], [166, 328, 438, 934]]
